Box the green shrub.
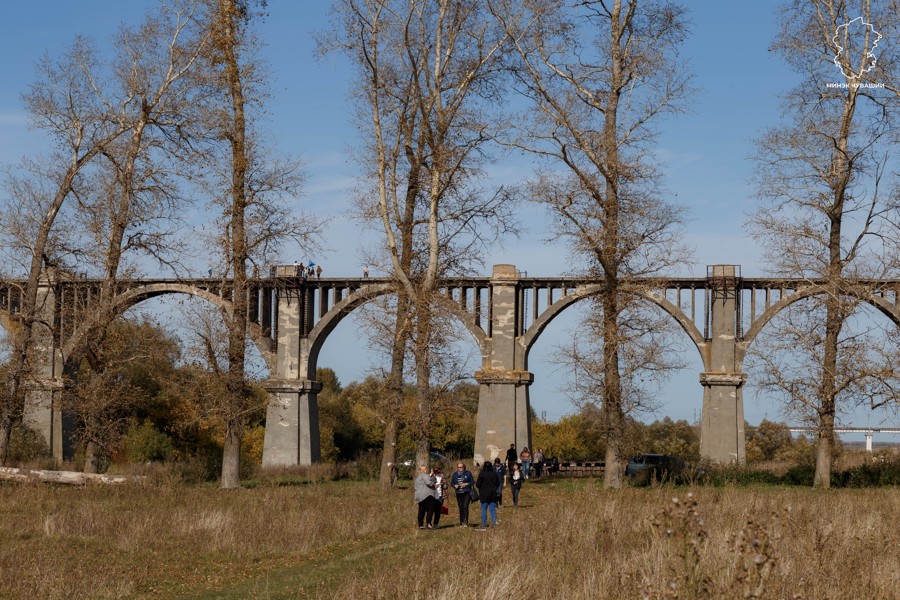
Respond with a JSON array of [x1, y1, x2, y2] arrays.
[[6, 425, 51, 465], [122, 420, 173, 463], [781, 464, 815, 486], [840, 456, 900, 487], [696, 464, 782, 487]]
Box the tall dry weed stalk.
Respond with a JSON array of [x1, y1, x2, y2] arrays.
[[727, 510, 788, 599], [648, 493, 711, 599]]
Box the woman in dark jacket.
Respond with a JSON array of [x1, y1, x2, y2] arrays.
[[475, 461, 500, 529]]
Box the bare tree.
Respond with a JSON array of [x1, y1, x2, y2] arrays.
[[59, 0, 211, 471], [200, 0, 318, 488], [325, 0, 516, 485], [747, 0, 900, 487], [0, 36, 138, 464], [491, 0, 692, 487]]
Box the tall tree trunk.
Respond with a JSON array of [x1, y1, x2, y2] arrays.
[[601, 0, 624, 489], [379, 299, 409, 490], [83, 441, 101, 474], [219, 0, 249, 489], [221, 417, 242, 488]]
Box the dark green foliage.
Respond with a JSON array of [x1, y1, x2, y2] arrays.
[[838, 456, 900, 487], [5, 425, 51, 465], [781, 464, 815, 486], [122, 420, 174, 463]]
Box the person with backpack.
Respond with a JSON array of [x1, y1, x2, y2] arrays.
[[493, 458, 507, 506], [475, 461, 500, 529]]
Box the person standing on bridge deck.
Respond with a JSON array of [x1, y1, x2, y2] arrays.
[[315, 265, 322, 279], [363, 265, 369, 278]]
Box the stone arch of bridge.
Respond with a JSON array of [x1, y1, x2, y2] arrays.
[[61, 283, 276, 373], [520, 283, 708, 368], [738, 284, 900, 363], [302, 283, 488, 377]]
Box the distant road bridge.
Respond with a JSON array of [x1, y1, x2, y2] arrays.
[[788, 427, 900, 452], [8, 263, 900, 466]]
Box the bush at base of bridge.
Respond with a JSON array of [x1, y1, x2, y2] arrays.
[[834, 454, 900, 487], [692, 464, 782, 487], [6, 425, 52, 467], [122, 420, 174, 463]]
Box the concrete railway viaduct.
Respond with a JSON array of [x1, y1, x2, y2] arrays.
[[9, 264, 900, 466]]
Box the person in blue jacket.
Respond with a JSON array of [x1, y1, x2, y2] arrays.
[[450, 462, 475, 527]]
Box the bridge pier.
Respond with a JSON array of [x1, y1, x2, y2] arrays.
[[22, 271, 67, 461], [473, 370, 533, 465], [699, 372, 746, 463], [261, 282, 321, 466], [473, 265, 532, 465], [261, 379, 321, 465], [699, 266, 746, 463]]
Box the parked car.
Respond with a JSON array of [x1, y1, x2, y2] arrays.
[[625, 453, 684, 484]]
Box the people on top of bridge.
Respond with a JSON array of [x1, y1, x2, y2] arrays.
[[293, 261, 324, 280], [363, 265, 369, 278]]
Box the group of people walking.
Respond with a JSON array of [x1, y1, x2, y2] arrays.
[[415, 446, 536, 530]]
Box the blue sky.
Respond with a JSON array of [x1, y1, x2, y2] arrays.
[[1, 2, 898, 442]]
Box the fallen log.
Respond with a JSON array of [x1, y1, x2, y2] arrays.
[[0, 466, 141, 485]]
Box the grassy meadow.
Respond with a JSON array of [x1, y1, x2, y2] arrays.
[[2, 469, 899, 599]]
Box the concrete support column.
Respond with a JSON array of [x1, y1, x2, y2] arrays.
[[473, 370, 533, 466], [22, 271, 66, 461], [22, 379, 65, 461], [699, 372, 746, 463], [261, 379, 322, 465], [261, 281, 321, 466], [699, 267, 746, 463], [473, 264, 532, 466]]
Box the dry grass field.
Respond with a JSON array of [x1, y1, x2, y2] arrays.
[[1, 470, 898, 599]]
